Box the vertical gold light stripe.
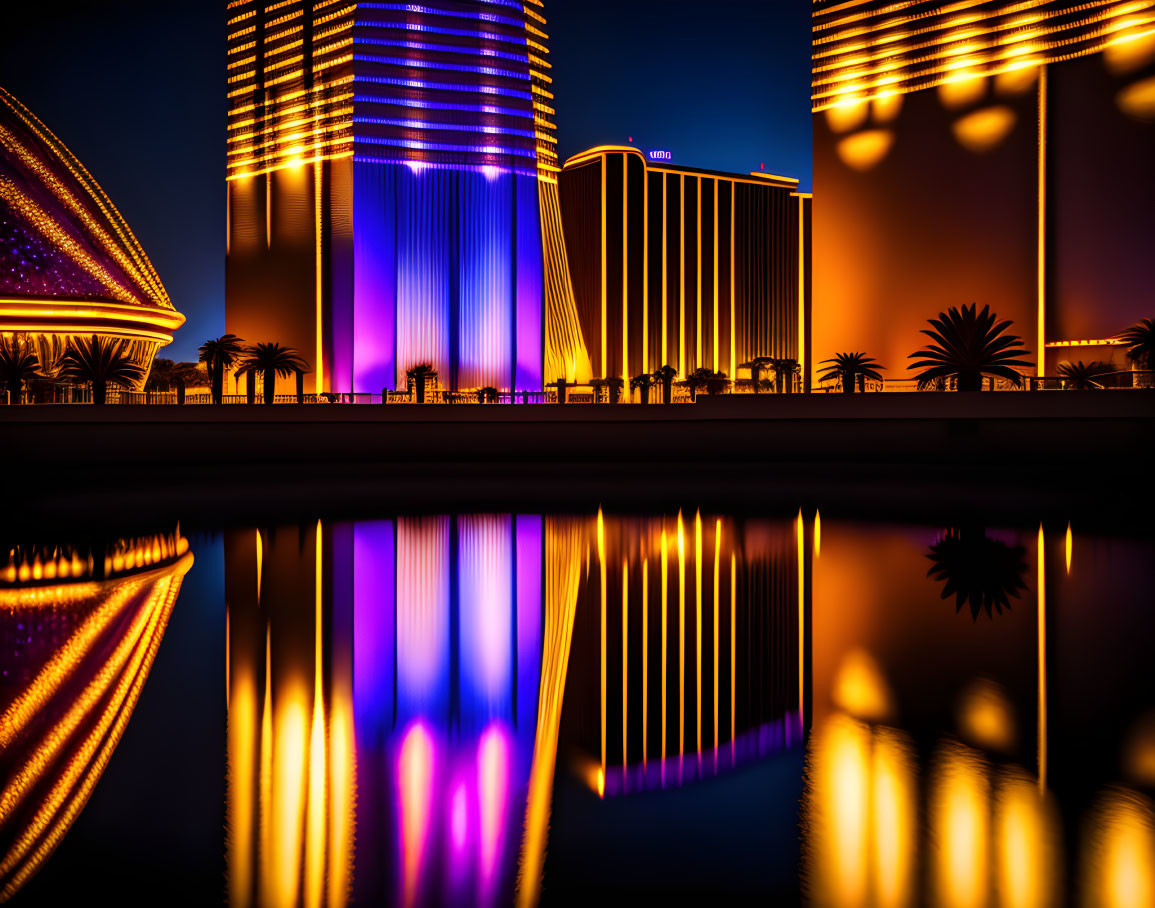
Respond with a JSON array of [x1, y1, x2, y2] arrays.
[[798, 194, 805, 388], [797, 510, 805, 720], [713, 182, 719, 374], [265, 173, 271, 249], [661, 530, 668, 768], [694, 510, 702, 759], [696, 179, 703, 368], [622, 556, 628, 771], [730, 185, 736, 376], [315, 162, 324, 394], [601, 155, 608, 377], [598, 510, 607, 777], [642, 554, 648, 768], [1037, 66, 1048, 377], [643, 166, 649, 373], [662, 177, 668, 369], [1037, 524, 1047, 792], [679, 176, 686, 377], [622, 158, 629, 383]]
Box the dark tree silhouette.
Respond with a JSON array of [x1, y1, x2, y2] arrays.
[[198, 334, 246, 404], [1119, 317, 1155, 373], [0, 338, 43, 405], [58, 336, 145, 405], [588, 377, 610, 403], [476, 386, 498, 403], [654, 364, 678, 403], [770, 358, 800, 394], [630, 372, 657, 404], [236, 343, 309, 404], [739, 356, 776, 392], [605, 376, 625, 404], [146, 359, 204, 403], [706, 371, 730, 395], [926, 529, 1028, 620], [1057, 360, 1114, 390], [818, 352, 885, 393], [406, 363, 437, 403], [908, 304, 1033, 391]]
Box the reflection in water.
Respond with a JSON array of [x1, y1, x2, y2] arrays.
[[0, 531, 192, 901], [223, 512, 806, 905], [926, 528, 1028, 620], [1081, 788, 1155, 908]]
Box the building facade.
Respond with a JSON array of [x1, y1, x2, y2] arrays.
[[812, 0, 1155, 383], [558, 147, 812, 386], [0, 87, 182, 384], [225, 0, 588, 394]]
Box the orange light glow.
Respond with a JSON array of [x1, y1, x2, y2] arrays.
[[952, 105, 1018, 153], [931, 743, 990, 908], [939, 72, 987, 110], [833, 649, 893, 723], [399, 724, 434, 908], [1117, 75, 1155, 120], [1082, 788, 1155, 908], [995, 770, 1060, 908], [836, 129, 894, 171], [958, 678, 1017, 753]]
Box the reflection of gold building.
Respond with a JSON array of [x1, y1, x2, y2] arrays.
[[812, 2, 1155, 381], [0, 531, 192, 901], [0, 87, 183, 382]]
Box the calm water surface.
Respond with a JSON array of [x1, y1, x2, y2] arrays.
[[2, 507, 1153, 906]]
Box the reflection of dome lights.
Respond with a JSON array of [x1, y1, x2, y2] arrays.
[[1117, 76, 1155, 120], [833, 649, 893, 723], [0, 531, 193, 901], [957, 677, 1016, 752]]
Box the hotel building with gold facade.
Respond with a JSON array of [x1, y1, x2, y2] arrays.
[[558, 147, 812, 387], [812, 0, 1155, 383]]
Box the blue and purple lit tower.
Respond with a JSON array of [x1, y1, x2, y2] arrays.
[[225, 0, 586, 393]]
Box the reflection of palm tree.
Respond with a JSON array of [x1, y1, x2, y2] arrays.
[[908, 304, 1033, 391], [630, 372, 656, 404], [1119, 317, 1154, 375], [406, 363, 437, 403], [0, 339, 43, 405], [926, 528, 1028, 620], [818, 352, 885, 394], [654, 364, 678, 403], [58, 336, 145, 404], [1057, 360, 1113, 390], [236, 342, 308, 405], [198, 334, 245, 404]]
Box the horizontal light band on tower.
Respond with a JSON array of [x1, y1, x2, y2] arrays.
[[811, 0, 1155, 110]]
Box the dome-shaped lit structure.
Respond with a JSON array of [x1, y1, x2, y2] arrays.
[[0, 86, 183, 381]]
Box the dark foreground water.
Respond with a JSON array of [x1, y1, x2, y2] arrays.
[[2, 504, 1153, 906]]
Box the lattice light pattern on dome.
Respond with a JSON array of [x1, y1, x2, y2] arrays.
[[812, 0, 1155, 111]]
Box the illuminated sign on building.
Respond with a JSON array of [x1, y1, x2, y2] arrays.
[[647, 149, 672, 162]]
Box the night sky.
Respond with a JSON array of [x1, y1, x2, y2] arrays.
[[0, 0, 811, 362]]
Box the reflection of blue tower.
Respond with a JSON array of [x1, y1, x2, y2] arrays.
[[352, 516, 543, 906]]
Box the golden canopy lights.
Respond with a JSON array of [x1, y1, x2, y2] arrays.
[[0, 531, 192, 902], [811, 0, 1155, 385], [0, 87, 182, 382]]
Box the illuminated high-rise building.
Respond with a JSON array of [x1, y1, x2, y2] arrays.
[[812, 1, 1155, 383], [225, 0, 589, 393], [558, 147, 812, 386]]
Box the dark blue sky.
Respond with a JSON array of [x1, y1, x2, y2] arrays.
[[0, 1, 811, 362]]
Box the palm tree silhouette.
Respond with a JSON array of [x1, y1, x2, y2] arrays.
[[58, 336, 145, 404], [739, 356, 776, 392], [476, 386, 498, 404], [236, 343, 309, 405], [146, 359, 204, 403], [818, 352, 885, 393], [198, 334, 246, 404], [926, 528, 1028, 620], [770, 358, 800, 394], [654, 364, 678, 403], [406, 363, 437, 403], [908, 304, 1033, 391], [1057, 360, 1114, 390], [1119, 317, 1154, 378], [0, 338, 43, 405], [630, 372, 657, 404], [605, 376, 625, 404], [684, 367, 713, 402], [588, 377, 609, 403]]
